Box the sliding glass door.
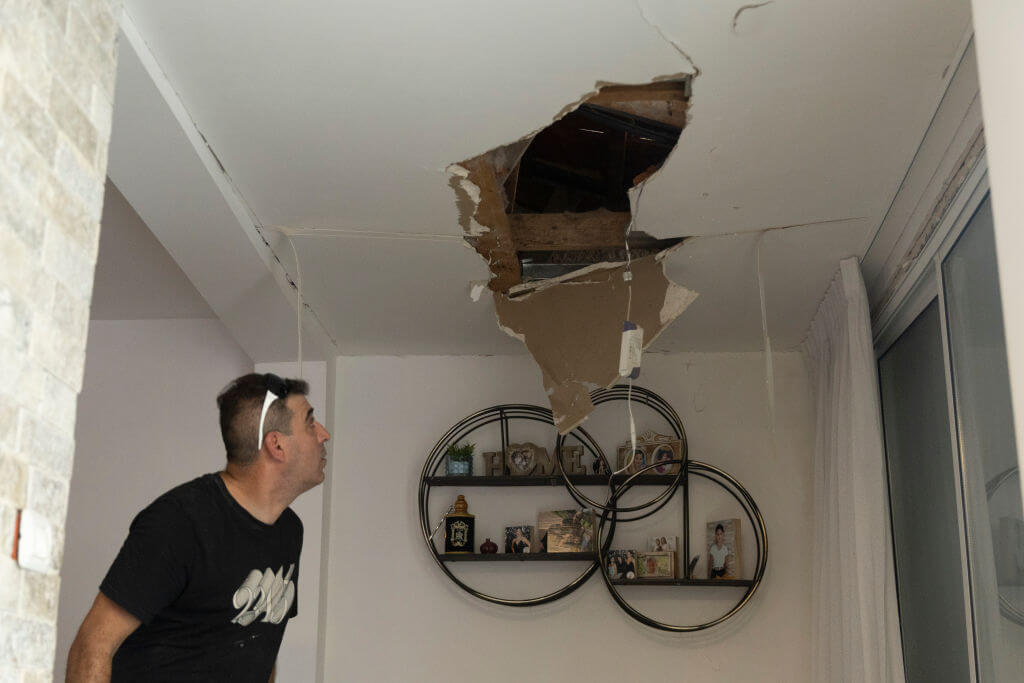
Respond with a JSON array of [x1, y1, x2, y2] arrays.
[[879, 300, 971, 682], [878, 192, 1024, 682], [942, 196, 1024, 681]]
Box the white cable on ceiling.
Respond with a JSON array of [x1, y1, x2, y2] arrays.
[[755, 230, 775, 435]]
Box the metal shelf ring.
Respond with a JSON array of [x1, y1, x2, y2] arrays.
[[418, 404, 616, 606], [554, 385, 687, 518], [594, 459, 768, 632]]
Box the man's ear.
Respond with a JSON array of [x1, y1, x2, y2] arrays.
[[263, 431, 288, 463]]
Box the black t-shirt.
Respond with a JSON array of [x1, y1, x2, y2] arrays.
[[101, 473, 302, 682]]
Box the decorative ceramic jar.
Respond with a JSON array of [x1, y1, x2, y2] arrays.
[[444, 495, 475, 554], [480, 538, 498, 554]]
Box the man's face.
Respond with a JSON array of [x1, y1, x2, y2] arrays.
[[280, 394, 331, 493]]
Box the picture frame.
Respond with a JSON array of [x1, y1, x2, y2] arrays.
[[706, 518, 742, 580], [638, 551, 675, 579], [537, 509, 594, 553], [615, 432, 682, 475], [647, 535, 678, 553], [504, 525, 535, 553], [505, 443, 539, 476], [615, 445, 648, 476], [605, 550, 640, 580], [649, 440, 681, 475]]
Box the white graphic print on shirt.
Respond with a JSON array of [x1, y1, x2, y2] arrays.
[[231, 564, 296, 626]]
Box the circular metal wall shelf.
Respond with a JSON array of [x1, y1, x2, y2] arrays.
[[418, 403, 615, 606], [595, 459, 768, 632], [417, 387, 768, 630]]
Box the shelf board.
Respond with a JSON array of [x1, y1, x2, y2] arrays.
[[440, 552, 596, 562], [610, 578, 754, 587], [426, 474, 681, 487], [438, 553, 755, 586]]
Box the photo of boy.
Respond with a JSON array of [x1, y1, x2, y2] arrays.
[[705, 519, 741, 579]]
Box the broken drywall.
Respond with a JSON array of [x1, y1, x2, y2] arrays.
[[451, 77, 698, 430], [494, 247, 697, 432]]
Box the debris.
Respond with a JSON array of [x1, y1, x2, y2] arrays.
[[493, 247, 697, 432], [451, 77, 699, 429]]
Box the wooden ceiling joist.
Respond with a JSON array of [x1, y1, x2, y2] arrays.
[[508, 210, 632, 251]]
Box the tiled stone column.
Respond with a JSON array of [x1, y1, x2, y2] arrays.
[[0, 0, 119, 680]]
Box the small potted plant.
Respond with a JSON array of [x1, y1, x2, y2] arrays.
[[444, 442, 475, 476]]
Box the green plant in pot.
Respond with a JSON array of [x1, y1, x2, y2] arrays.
[[445, 442, 475, 476]]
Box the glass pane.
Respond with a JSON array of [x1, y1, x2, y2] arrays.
[[943, 195, 1024, 681], [879, 299, 972, 682]]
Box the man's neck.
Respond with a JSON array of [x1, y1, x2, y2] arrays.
[[219, 467, 293, 525]]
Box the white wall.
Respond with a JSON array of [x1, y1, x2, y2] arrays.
[[254, 361, 327, 683], [54, 319, 252, 678], [970, 0, 1024, 515], [323, 352, 815, 683]]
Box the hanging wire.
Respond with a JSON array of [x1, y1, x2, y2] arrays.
[[754, 230, 775, 434], [614, 180, 647, 476]]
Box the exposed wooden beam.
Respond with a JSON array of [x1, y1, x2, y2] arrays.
[[586, 82, 689, 106], [508, 209, 632, 251], [585, 81, 690, 129], [459, 155, 522, 291]]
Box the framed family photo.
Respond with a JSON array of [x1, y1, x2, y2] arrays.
[[615, 432, 682, 475]]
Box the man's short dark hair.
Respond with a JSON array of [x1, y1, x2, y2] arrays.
[[715, 523, 725, 534], [217, 373, 309, 465]]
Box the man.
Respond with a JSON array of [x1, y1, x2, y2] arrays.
[[67, 373, 330, 682]]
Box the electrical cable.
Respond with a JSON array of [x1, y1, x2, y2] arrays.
[[614, 181, 646, 477], [755, 230, 775, 434]]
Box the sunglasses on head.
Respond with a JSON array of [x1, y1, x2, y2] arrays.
[[257, 373, 288, 451]]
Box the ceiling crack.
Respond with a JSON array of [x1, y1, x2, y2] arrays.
[[732, 1, 774, 33], [634, 0, 701, 77]]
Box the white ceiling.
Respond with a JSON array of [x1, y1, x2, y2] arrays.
[[109, 0, 972, 358]]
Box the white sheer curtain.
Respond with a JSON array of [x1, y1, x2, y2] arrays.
[[803, 258, 905, 682]]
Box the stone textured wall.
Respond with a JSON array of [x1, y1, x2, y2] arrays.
[[0, 0, 119, 680]]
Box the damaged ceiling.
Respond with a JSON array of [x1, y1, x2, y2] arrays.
[[107, 0, 972, 364], [451, 79, 698, 428]]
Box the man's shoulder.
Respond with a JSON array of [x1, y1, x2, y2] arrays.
[[135, 474, 220, 522]]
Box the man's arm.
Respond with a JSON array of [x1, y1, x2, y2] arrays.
[[66, 592, 141, 682], [269, 664, 276, 683]]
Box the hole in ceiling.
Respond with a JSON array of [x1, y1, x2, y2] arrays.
[[452, 77, 691, 291]]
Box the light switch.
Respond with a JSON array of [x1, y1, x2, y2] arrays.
[[16, 509, 55, 574]]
